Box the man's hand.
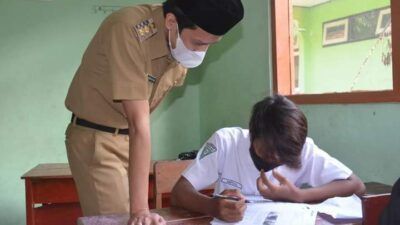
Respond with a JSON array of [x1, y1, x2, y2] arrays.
[[127, 210, 166, 225], [257, 170, 303, 202], [212, 189, 247, 222]]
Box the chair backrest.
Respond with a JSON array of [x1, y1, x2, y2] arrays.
[[362, 194, 391, 225], [378, 178, 400, 225], [362, 182, 393, 225], [153, 160, 193, 209]]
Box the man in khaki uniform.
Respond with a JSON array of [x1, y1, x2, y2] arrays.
[[65, 0, 244, 224]]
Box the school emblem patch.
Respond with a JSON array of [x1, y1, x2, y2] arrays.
[[199, 143, 217, 159], [221, 178, 243, 189], [133, 18, 157, 42]]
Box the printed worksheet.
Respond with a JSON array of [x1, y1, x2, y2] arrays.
[[211, 202, 317, 225], [211, 195, 362, 225]]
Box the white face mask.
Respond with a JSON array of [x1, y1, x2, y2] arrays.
[[168, 25, 206, 68]]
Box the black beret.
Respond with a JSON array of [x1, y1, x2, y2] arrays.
[[175, 0, 244, 36]]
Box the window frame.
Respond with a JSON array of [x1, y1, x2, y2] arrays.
[[271, 0, 400, 104]]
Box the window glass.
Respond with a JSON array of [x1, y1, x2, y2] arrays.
[[292, 0, 392, 94]]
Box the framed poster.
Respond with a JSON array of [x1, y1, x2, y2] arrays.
[[375, 8, 391, 35], [323, 18, 349, 46], [348, 9, 379, 41]]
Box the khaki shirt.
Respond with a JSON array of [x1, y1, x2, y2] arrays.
[[65, 4, 187, 128]]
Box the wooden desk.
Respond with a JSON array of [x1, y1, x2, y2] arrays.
[[77, 208, 211, 225], [22, 164, 392, 225], [77, 207, 362, 225], [21, 163, 155, 225]]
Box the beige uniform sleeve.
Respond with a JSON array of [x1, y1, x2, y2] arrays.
[[106, 22, 148, 101], [174, 67, 188, 87]]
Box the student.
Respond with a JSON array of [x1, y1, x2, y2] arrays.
[[171, 95, 366, 222], [64, 0, 243, 224]]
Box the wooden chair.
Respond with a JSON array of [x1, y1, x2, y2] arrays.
[[362, 182, 392, 225], [153, 160, 194, 209]]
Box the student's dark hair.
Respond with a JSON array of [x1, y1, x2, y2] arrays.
[[249, 95, 308, 169], [163, 0, 197, 32]]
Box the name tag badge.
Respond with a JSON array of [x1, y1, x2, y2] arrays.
[[148, 74, 156, 83]]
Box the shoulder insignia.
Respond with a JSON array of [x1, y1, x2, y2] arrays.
[[199, 143, 217, 160], [133, 18, 157, 42]]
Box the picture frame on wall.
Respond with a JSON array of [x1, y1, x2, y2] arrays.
[[348, 9, 379, 42], [375, 8, 391, 35], [322, 18, 349, 46]]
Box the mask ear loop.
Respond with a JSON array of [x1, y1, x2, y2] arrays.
[[168, 23, 179, 50], [168, 27, 173, 49]]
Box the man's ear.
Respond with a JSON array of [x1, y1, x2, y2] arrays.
[[165, 13, 177, 30]]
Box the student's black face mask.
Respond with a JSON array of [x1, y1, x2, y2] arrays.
[[249, 146, 281, 172]]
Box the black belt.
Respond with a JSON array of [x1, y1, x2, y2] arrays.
[[71, 114, 129, 135]]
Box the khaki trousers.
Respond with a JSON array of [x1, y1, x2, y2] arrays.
[[65, 123, 130, 216]]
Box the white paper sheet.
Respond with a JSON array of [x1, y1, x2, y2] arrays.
[[211, 195, 362, 225], [211, 202, 317, 225], [310, 194, 362, 219]]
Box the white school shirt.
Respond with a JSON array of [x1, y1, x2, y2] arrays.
[[182, 127, 353, 195]]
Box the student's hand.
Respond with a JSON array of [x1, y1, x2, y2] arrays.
[[257, 170, 303, 202], [127, 210, 166, 225], [212, 189, 247, 222]]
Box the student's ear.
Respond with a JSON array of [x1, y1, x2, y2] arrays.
[[165, 13, 178, 30]]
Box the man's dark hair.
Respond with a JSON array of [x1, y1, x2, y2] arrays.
[[249, 95, 308, 169], [163, 0, 197, 32]]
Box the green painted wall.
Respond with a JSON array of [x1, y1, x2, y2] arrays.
[[0, 1, 200, 224], [300, 103, 400, 184], [292, 0, 399, 186], [294, 0, 392, 93], [2, 0, 399, 224], [0, 0, 268, 224], [197, 0, 271, 142]]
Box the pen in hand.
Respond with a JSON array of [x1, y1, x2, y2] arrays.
[[212, 194, 251, 203]]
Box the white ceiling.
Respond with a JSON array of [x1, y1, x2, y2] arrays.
[[292, 0, 331, 7]]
